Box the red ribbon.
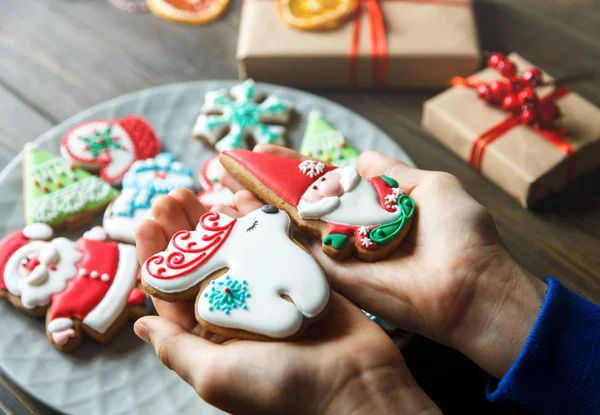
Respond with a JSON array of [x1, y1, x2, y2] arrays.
[[350, 0, 469, 87], [454, 76, 575, 182]]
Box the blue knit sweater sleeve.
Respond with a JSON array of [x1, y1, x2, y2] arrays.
[[486, 278, 600, 414]]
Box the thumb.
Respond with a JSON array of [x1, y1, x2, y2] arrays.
[[357, 150, 426, 192], [135, 316, 219, 392]]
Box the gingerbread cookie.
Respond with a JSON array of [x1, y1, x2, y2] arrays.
[[192, 80, 292, 152], [103, 152, 195, 244], [24, 144, 118, 229], [61, 116, 161, 185], [278, 0, 359, 31], [197, 154, 234, 209], [0, 225, 149, 352], [141, 206, 330, 340], [220, 150, 415, 261], [300, 110, 360, 167]]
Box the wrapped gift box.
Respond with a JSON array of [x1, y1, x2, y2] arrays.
[[237, 0, 480, 89], [422, 53, 600, 207]]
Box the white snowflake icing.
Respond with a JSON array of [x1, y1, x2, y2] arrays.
[[361, 237, 374, 248], [384, 188, 404, 210], [357, 226, 370, 236], [298, 160, 325, 178]]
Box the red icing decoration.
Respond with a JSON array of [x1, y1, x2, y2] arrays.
[[223, 150, 336, 206], [0, 231, 29, 290], [197, 154, 235, 209], [61, 116, 161, 184], [26, 258, 41, 272], [368, 176, 398, 213], [47, 239, 120, 323], [127, 287, 146, 305], [145, 212, 236, 280]]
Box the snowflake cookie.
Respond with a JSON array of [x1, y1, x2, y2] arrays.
[[192, 79, 292, 151]]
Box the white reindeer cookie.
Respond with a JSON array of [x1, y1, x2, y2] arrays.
[[141, 206, 331, 340]]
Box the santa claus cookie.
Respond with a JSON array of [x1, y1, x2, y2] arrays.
[[61, 116, 161, 185], [197, 153, 234, 209], [220, 150, 416, 261], [192, 80, 292, 152], [24, 145, 118, 229], [103, 152, 195, 243], [142, 206, 330, 340], [0, 224, 150, 352]]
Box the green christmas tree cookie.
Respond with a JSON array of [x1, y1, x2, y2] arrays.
[[23, 144, 118, 228], [300, 110, 360, 167]]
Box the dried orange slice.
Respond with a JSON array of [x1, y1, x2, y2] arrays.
[[146, 0, 229, 25], [278, 0, 358, 31]]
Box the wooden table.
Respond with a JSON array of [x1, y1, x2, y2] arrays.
[[1, 0, 599, 413]]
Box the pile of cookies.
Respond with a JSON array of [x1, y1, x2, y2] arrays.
[[1, 80, 410, 349]]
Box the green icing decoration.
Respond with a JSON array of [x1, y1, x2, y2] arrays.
[[300, 111, 360, 167], [380, 175, 398, 188], [369, 194, 415, 244], [205, 276, 251, 315], [80, 126, 122, 158], [24, 145, 118, 226], [323, 233, 349, 250]]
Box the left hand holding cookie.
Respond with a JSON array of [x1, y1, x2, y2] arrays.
[[133, 188, 439, 415]]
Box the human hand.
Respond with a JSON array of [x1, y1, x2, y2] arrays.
[[133, 188, 439, 415], [221, 145, 548, 379]]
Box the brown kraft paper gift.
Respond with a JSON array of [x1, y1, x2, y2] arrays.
[[237, 0, 480, 89], [422, 53, 600, 207]]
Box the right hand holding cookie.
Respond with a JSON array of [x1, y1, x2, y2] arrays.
[[225, 146, 548, 380]]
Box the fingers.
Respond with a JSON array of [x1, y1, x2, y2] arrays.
[[211, 204, 243, 218], [136, 218, 169, 265], [151, 194, 193, 239], [233, 190, 263, 215], [134, 316, 219, 390], [219, 170, 246, 194], [169, 188, 206, 226], [358, 151, 427, 193], [152, 298, 198, 332]]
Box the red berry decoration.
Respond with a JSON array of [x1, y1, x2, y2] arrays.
[[520, 108, 537, 125], [522, 68, 543, 88], [487, 52, 506, 68], [518, 89, 538, 105], [540, 103, 561, 124], [477, 84, 493, 103], [502, 94, 520, 111], [496, 59, 517, 77]]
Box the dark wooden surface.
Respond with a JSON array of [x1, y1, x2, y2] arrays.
[[1, 0, 600, 413]]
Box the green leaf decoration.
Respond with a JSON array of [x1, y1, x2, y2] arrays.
[[369, 194, 415, 244], [323, 233, 349, 250]]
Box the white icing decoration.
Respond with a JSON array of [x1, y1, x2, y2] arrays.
[[103, 196, 153, 244], [361, 237, 374, 248], [298, 160, 325, 178], [91, 271, 99, 279], [299, 176, 402, 226], [61, 121, 135, 184], [357, 226, 370, 236], [297, 196, 340, 220], [83, 226, 108, 241], [337, 165, 360, 192], [82, 244, 138, 334], [4, 238, 81, 309], [47, 317, 73, 333], [198, 184, 234, 208], [101, 273, 110, 282], [28, 176, 114, 224], [142, 209, 330, 339], [22, 223, 53, 240]]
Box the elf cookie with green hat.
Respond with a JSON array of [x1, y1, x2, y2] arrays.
[[220, 150, 415, 261]]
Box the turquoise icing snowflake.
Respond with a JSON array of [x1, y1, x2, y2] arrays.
[[205, 276, 251, 315], [193, 80, 289, 151]]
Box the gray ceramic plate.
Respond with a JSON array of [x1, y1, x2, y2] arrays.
[[0, 81, 414, 415]]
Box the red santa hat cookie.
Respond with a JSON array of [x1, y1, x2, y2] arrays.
[[220, 150, 415, 261], [142, 207, 330, 341], [0, 225, 149, 352], [61, 116, 161, 185]]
